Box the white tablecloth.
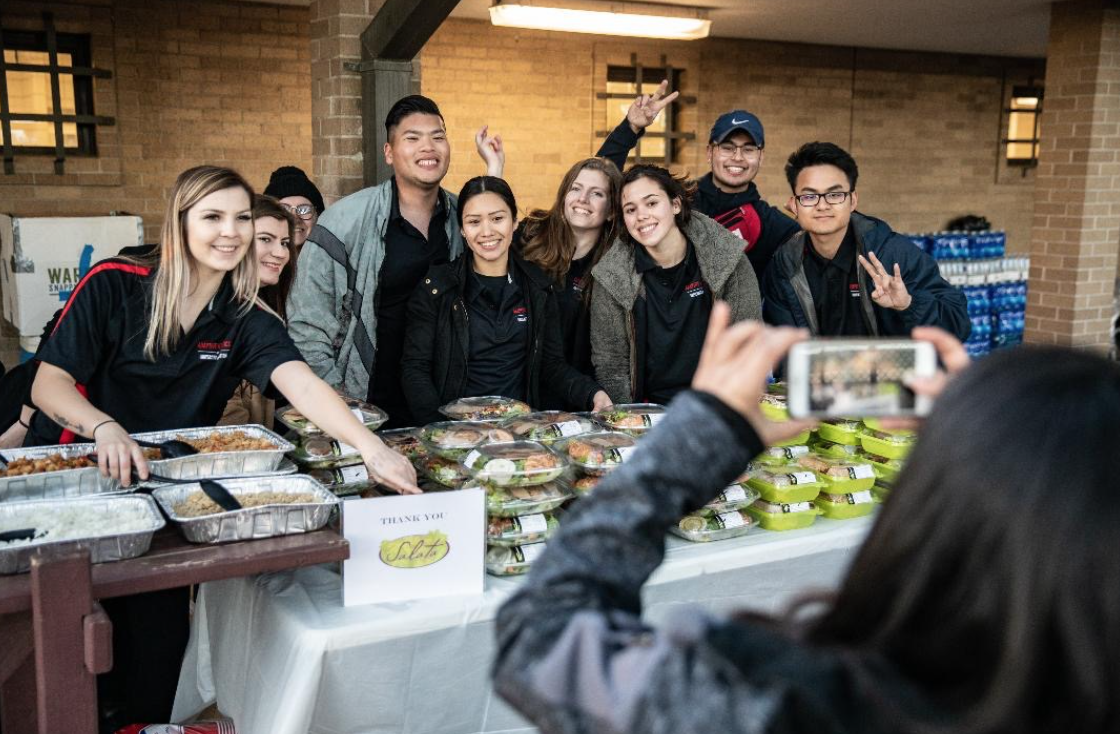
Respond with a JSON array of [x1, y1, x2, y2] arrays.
[[173, 517, 873, 734]]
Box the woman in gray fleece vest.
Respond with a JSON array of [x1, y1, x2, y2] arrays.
[[590, 165, 761, 404]]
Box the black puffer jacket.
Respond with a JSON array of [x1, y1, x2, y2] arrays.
[[401, 251, 603, 425]]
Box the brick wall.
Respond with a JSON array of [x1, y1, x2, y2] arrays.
[[1024, 0, 1120, 349], [424, 19, 1043, 253]]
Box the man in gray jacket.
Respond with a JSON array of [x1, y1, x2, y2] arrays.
[[287, 95, 502, 427]]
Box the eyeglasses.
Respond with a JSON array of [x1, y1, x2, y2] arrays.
[[281, 203, 316, 219], [715, 142, 761, 158], [794, 191, 852, 207]]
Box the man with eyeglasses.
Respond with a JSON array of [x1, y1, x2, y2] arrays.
[[597, 82, 798, 278], [264, 165, 325, 256], [762, 141, 968, 339]]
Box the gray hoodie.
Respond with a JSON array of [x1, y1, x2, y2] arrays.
[[589, 212, 762, 403], [286, 179, 463, 398]]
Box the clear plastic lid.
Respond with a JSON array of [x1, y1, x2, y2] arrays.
[[858, 449, 903, 469], [861, 429, 916, 445], [461, 441, 566, 486], [698, 483, 761, 516], [378, 428, 427, 460], [419, 421, 515, 460], [555, 432, 636, 475], [750, 498, 818, 515], [276, 396, 388, 436], [758, 393, 790, 421], [796, 455, 876, 482], [820, 418, 861, 432], [810, 438, 860, 459], [755, 444, 810, 464], [503, 411, 599, 444], [571, 474, 601, 496], [289, 437, 363, 468], [818, 490, 875, 506], [414, 455, 472, 488], [486, 480, 573, 517], [307, 464, 370, 489], [486, 512, 560, 547], [748, 468, 822, 489], [486, 542, 547, 576], [860, 418, 916, 436], [439, 396, 531, 421], [592, 403, 667, 435], [671, 509, 755, 542]]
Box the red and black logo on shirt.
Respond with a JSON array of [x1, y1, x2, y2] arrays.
[[849, 283, 861, 299], [197, 339, 232, 361], [685, 280, 707, 299], [713, 204, 762, 254], [512, 306, 529, 324]]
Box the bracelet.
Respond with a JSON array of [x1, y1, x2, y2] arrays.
[[17, 417, 29, 429], [91, 419, 119, 439]]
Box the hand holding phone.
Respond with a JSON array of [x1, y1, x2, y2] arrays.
[[786, 339, 938, 419]]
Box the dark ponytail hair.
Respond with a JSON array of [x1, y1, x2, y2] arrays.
[[618, 164, 696, 246], [776, 346, 1120, 733], [456, 176, 518, 228]]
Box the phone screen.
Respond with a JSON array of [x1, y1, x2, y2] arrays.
[[787, 340, 936, 418]]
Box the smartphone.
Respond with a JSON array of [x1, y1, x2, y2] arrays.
[[786, 339, 937, 419]]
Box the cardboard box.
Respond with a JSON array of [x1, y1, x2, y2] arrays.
[[0, 215, 144, 348]]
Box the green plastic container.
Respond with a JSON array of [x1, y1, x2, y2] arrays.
[[858, 450, 903, 482], [871, 482, 893, 504], [860, 418, 915, 436], [746, 468, 822, 503], [815, 490, 876, 519], [858, 430, 915, 460], [810, 438, 861, 460], [815, 419, 862, 446], [796, 455, 876, 492], [746, 499, 819, 531], [753, 444, 811, 467]]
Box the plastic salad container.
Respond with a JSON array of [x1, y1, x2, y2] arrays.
[[871, 482, 892, 503], [816, 419, 863, 446], [486, 542, 547, 576], [810, 438, 861, 460], [745, 499, 820, 531], [419, 421, 513, 460], [795, 454, 876, 492], [861, 418, 916, 437], [288, 437, 363, 469], [753, 444, 811, 467], [555, 432, 636, 475], [376, 428, 427, 461], [414, 455, 473, 489], [460, 441, 566, 487], [502, 411, 599, 445], [858, 450, 904, 482], [592, 403, 666, 437], [671, 508, 755, 542], [275, 397, 388, 437], [815, 490, 876, 520], [858, 430, 915, 460], [571, 475, 601, 497], [486, 512, 560, 547], [758, 393, 789, 422], [306, 464, 374, 496], [697, 482, 761, 517], [439, 396, 531, 422], [486, 481, 573, 517], [746, 468, 823, 503]]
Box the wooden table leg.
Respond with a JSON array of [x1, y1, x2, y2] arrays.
[[0, 612, 37, 734], [30, 551, 99, 734]]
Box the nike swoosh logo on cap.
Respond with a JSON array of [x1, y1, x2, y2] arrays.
[[730, 117, 752, 125]]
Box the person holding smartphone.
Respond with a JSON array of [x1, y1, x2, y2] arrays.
[[762, 142, 969, 340], [27, 165, 419, 728]]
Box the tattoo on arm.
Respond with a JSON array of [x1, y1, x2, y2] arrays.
[[51, 412, 84, 434]]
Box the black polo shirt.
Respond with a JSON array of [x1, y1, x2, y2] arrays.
[[26, 259, 303, 446], [637, 241, 712, 404], [802, 227, 870, 337], [464, 270, 529, 401], [369, 178, 450, 427], [558, 254, 591, 368]]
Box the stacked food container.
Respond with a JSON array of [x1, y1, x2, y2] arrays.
[[277, 397, 388, 497], [856, 418, 915, 504], [673, 466, 758, 542]]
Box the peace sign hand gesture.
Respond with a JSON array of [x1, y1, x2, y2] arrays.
[[857, 251, 912, 311], [626, 79, 680, 134]]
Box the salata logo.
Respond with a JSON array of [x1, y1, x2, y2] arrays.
[[379, 530, 450, 569], [513, 305, 528, 323], [685, 280, 707, 298], [197, 339, 232, 361]]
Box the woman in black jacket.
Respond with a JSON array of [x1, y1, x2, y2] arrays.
[[402, 176, 611, 426]]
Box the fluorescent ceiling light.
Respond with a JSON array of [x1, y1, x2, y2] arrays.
[[489, 0, 712, 41]]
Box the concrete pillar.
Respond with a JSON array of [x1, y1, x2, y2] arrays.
[[1025, 0, 1120, 349]]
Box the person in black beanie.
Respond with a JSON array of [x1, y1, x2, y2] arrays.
[[264, 165, 326, 255]]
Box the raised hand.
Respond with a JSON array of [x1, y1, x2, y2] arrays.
[[475, 125, 505, 177], [626, 79, 680, 134], [857, 251, 912, 311]]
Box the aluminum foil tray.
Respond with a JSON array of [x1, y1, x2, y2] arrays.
[[151, 475, 339, 544], [0, 442, 122, 503], [0, 495, 164, 575], [134, 424, 294, 481], [140, 457, 299, 488]]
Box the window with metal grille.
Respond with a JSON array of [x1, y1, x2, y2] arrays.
[[0, 14, 113, 174], [596, 57, 694, 166], [1004, 85, 1042, 168]]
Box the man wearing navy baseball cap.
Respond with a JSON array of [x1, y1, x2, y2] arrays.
[[597, 81, 799, 278]]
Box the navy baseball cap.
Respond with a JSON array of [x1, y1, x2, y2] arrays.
[[709, 110, 764, 148]]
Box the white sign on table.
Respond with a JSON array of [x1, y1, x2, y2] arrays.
[[342, 488, 485, 606]]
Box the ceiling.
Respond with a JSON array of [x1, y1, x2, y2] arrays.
[[449, 0, 1055, 58]]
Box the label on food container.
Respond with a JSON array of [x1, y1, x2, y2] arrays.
[[553, 421, 585, 438], [721, 485, 747, 503], [785, 472, 817, 485], [351, 408, 366, 422], [646, 413, 666, 426], [514, 543, 546, 564], [781, 502, 813, 514], [847, 465, 875, 480], [515, 514, 548, 534], [715, 511, 746, 529], [615, 446, 637, 462], [782, 446, 809, 459], [337, 441, 359, 456], [848, 491, 873, 505], [463, 450, 482, 468], [339, 464, 369, 484]]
